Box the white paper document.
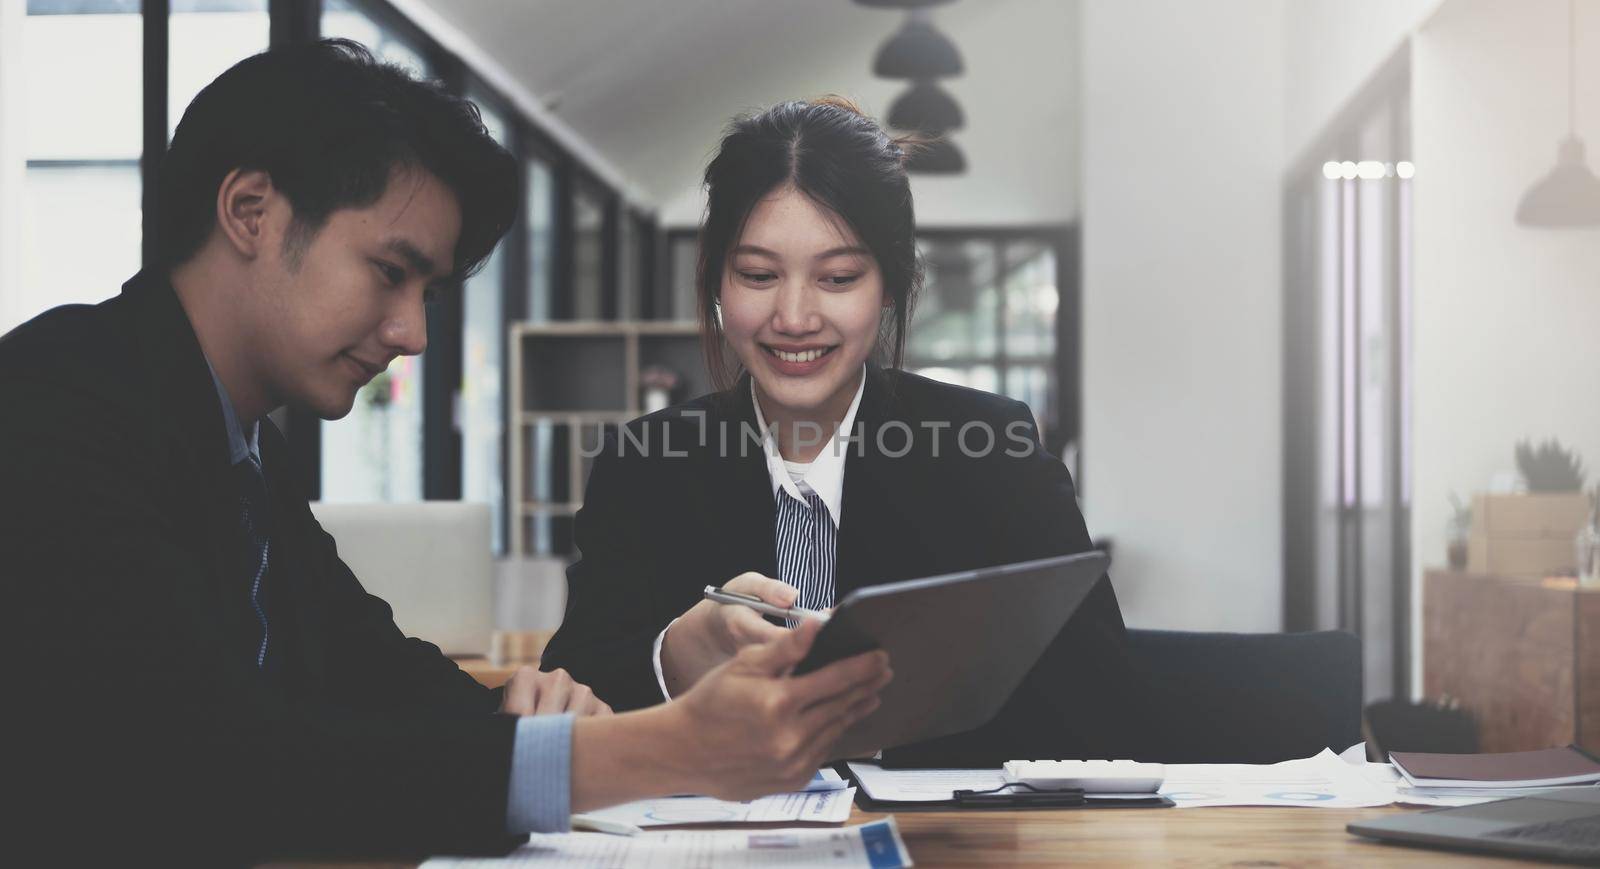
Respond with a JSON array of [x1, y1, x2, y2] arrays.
[[846, 763, 1006, 803], [420, 817, 913, 868], [582, 786, 856, 828], [1159, 748, 1391, 808], [850, 748, 1391, 809], [804, 768, 851, 792]]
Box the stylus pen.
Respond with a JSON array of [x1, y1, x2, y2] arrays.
[[703, 585, 830, 622]]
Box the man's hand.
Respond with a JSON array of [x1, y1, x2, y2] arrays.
[[499, 666, 612, 717], [659, 572, 798, 696], [662, 619, 891, 801]]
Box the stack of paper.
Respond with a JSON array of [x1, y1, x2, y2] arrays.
[[1390, 746, 1600, 799], [1157, 749, 1392, 808], [579, 783, 855, 830], [848, 749, 1393, 809], [422, 818, 913, 868]]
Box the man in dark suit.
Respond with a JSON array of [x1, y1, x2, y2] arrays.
[[1, 41, 888, 866]]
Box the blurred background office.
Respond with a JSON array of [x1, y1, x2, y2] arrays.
[[2, 0, 1597, 753]]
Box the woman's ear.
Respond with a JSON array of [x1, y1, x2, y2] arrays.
[[214, 168, 277, 260]]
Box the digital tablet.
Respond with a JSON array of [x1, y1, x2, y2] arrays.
[[793, 550, 1110, 760]]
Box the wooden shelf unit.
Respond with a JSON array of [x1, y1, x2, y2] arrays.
[[508, 321, 706, 555]]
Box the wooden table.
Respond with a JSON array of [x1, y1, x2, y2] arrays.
[[853, 805, 1535, 866], [275, 804, 1547, 867], [300, 652, 1542, 865]]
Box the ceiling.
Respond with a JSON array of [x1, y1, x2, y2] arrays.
[[412, 0, 1078, 225]]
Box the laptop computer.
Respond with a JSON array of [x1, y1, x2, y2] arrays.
[[309, 501, 494, 656], [1348, 787, 1600, 862]]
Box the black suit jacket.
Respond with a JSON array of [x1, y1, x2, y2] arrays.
[[1, 274, 520, 865], [542, 366, 1156, 767]]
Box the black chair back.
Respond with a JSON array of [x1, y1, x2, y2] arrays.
[[1126, 628, 1362, 763]]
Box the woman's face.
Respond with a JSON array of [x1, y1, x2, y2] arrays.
[[719, 184, 885, 422]]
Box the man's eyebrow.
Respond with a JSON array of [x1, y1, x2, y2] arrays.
[[381, 237, 439, 278]]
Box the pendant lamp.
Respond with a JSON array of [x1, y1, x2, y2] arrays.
[[1516, 0, 1600, 228], [873, 11, 963, 79], [906, 138, 966, 174], [888, 79, 964, 134]]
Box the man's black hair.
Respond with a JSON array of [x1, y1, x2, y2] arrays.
[[156, 39, 518, 280]]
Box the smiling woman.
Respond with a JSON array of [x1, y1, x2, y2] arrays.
[[541, 98, 1158, 768]]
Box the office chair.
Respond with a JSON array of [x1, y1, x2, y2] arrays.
[[1125, 628, 1363, 764]]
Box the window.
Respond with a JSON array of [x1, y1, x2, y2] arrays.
[[571, 179, 606, 320], [321, 0, 427, 76], [316, 0, 432, 502], [461, 93, 509, 552], [525, 153, 557, 323], [1282, 47, 1412, 701], [907, 232, 1068, 440], [666, 231, 698, 320], [4, 1, 143, 334], [168, 0, 269, 141]]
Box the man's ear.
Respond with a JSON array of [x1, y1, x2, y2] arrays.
[[214, 168, 277, 260]]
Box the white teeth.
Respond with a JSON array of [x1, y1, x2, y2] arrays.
[[772, 347, 829, 364]]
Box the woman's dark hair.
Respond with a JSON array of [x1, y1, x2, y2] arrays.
[[697, 96, 923, 389], [156, 39, 518, 282]]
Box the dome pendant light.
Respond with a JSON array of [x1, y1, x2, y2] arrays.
[[888, 79, 965, 134], [873, 10, 963, 79], [906, 138, 966, 174], [1516, 0, 1600, 228]]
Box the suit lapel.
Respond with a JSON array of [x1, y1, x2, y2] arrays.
[[259, 426, 331, 686], [836, 366, 926, 598], [703, 377, 779, 579]]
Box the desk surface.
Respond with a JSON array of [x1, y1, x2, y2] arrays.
[[274, 804, 1547, 867], [331, 659, 1539, 865]]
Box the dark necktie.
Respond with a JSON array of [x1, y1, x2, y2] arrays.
[[235, 453, 272, 669], [774, 487, 837, 625]]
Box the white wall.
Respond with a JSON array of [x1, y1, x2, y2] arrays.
[[1410, 0, 1600, 690], [655, 0, 1079, 228], [1283, 0, 1443, 162], [1079, 0, 1286, 631]]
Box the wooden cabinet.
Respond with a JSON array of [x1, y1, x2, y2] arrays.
[[1423, 569, 1600, 752]]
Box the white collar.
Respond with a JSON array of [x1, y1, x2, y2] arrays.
[[751, 366, 867, 529]]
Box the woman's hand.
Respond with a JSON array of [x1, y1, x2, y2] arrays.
[[659, 572, 799, 696], [499, 666, 613, 717]]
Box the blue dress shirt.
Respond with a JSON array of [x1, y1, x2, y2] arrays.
[[204, 365, 572, 834]]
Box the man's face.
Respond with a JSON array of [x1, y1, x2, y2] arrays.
[[250, 167, 461, 420]]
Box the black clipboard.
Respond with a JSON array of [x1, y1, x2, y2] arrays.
[[839, 764, 1176, 811]]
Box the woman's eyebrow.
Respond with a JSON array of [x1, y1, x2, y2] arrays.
[[814, 246, 869, 260], [731, 244, 870, 261]]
